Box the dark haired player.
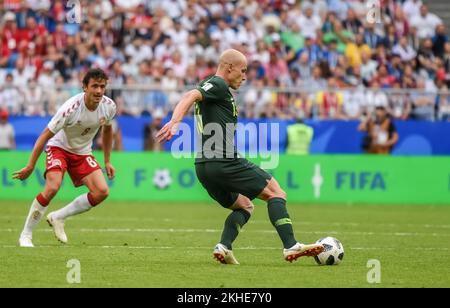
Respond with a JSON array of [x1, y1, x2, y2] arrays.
[[14, 69, 116, 247]]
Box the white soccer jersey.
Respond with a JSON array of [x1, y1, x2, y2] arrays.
[[47, 93, 117, 155]]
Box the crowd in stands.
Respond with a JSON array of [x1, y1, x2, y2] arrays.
[[0, 0, 449, 121]]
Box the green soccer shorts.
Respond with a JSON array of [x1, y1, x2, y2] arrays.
[[195, 158, 273, 208]]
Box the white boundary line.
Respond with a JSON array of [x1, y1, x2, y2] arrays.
[[0, 228, 449, 237], [0, 244, 448, 251], [2, 216, 450, 229]]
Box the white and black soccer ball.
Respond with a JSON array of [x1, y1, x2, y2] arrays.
[[314, 237, 344, 265]]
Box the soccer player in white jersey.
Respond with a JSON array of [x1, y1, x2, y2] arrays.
[[13, 69, 117, 247]]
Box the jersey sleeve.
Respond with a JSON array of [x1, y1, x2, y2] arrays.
[[196, 78, 227, 103], [104, 100, 117, 126], [47, 105, 70, 134]]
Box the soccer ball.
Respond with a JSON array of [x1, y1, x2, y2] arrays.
[[314, 237, 344, 265]]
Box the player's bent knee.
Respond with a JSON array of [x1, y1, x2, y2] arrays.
[[91, 187, 109, 204], [98, 187, 109, 200], [270, 190, 287, 201], [43, 183, 62, 200], [245, 203, 255, 215], [280, 190, 287, 200]]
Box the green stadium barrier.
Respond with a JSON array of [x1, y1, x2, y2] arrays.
[[0, 152, 449, 205]]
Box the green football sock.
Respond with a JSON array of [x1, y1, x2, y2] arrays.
[[220, 209, 251, 250], [268, 198, 297, 249]]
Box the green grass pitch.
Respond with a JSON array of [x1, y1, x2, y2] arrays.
[[0, 200, 449, 288]]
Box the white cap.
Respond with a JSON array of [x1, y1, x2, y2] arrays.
[[43, 61, 54, 70], [153, 108, 165, 119], [4, 12, 16, 22], [271, 33, 281, 42], [211, 32, 221, 40]]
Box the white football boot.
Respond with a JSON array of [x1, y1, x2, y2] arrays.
[[19, 234, 34, 248], [283, 242, 324, 263], [213, 243, 240, 265], [46, 213, 68, 244]]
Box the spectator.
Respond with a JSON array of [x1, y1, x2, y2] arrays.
[[321, 39, 341, 70], [37, 61, 58, 88], [417, 38, 438, 79], [328, 0, 349, 20], [1, 12, 19, 68], [154, 36, 176, 63], [410, 79, 436, 121], [48, 75, 71, 115], [166, 18, 189, 46], [204, 32, 223, 63], [291, 52, 312, 80], [358, 106, 399, 154], [23, 78, 45, 116], [124, 37, 153, 66], [121, 76, 143, 116], [144, 109, 165, 151], [0, 109, 15, 150], [437, 87, 450, 121], [410, 4, 442, 39], [363, 22, 384, 50], [365, 81, 389, 115], [0, 0, 446, 123], [297, 3, 322, 40], [389, 82, 412, 120], [290, 92, 313, 120], [263, 48, 289, 83], [11, 56, 36, 88], [303, 65, 327, 95], [407, 26, 421, 51], [94, 18, 120, 53], [167, 50, 187, 79], [237, 18, 260, 53], [286, 118, 314, 155], [143, 77, 169, 114], [214, 19, 237, 51], [360, 51, 377, 85], [402, 0, 423, 20], [298, 36, 322, 66], [432, 24, 448, 59], [342, 8, 363, 35], [392, 36, 417, 62], [371, 64, 396, 88], [0, 73, 23, 114], [343, 85, 365, 119], [345, 33, 371, 69], [109, 59, 127, 100], [182, 32, 204, 66], [389, 53, 403, 81], [315, 77, 345, 119], [323, 19, 353, 54], [384, 24, 398, 50], [443, 42, 450, 87], [161, 68, 181, 105], [393, 6, 410, 38]]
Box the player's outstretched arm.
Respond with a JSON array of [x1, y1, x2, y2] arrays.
[[102, 125, 115, 180], [13, 128, 55, 181], [156, 89, 202, 142]]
